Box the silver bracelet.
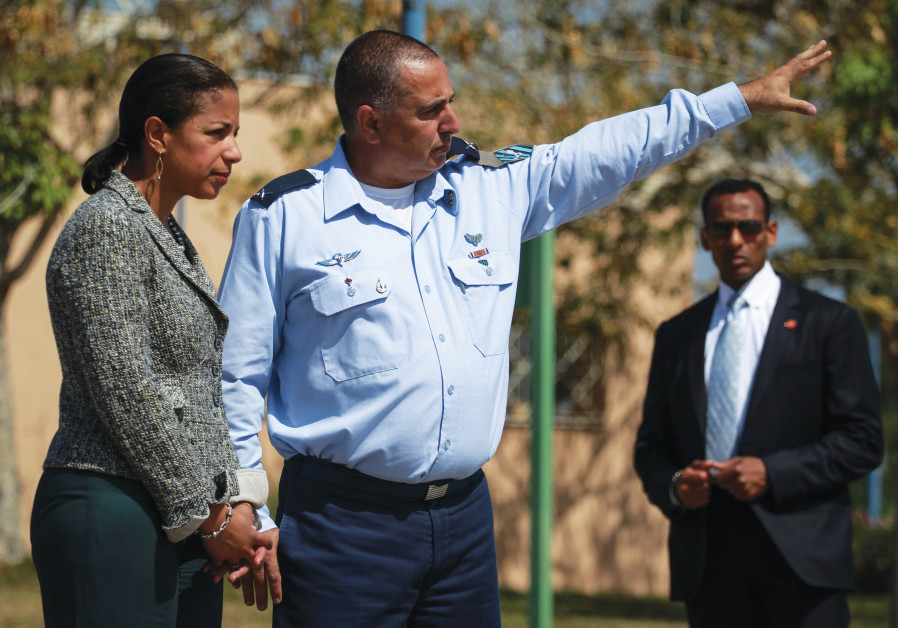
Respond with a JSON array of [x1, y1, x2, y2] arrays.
[[197, 502, 232, 540]]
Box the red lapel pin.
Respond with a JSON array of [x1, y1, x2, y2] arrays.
[[784, 319, 798, 330]]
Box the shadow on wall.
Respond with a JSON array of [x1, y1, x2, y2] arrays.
[[486, 397, 670, 597]]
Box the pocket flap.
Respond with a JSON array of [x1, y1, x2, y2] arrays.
[[309, 268, 392, 316], [447, 251, 516, 287]]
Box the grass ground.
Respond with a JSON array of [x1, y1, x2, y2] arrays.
[[1, 559, 889, 627]]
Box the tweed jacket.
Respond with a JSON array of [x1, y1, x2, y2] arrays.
[[44, 171, 267, 541]]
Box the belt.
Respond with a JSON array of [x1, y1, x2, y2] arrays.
[[284, 454, 481, 502]]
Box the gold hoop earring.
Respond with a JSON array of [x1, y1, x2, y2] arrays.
[[155, 154, 164, 181]]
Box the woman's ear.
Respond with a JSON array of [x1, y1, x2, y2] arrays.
[[144, 116, 167, 154]]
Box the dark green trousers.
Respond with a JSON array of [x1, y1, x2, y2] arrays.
[[31, 468, 222, 628]]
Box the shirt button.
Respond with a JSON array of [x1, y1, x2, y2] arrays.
[[212, 365, 221, 376], [214, 338, 223, 349], [424, 285, 431, 294], [486, 267, 493, 276], [443, 440, 451, 451], [213, 395, 222, 406], [447, 385, 455, 395], [439, 333, 446, 342], [448, 199, 454, 207]]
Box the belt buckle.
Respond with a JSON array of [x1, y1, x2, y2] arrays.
[[424, 483, 449, 500]]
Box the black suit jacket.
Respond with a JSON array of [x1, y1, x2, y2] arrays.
[[634, 275, 883, 600]]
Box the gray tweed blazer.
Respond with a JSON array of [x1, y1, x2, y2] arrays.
[[44, 171, 266, 541]]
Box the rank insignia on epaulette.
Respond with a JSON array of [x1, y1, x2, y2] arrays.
[[493, 145, 534, 164], [251, 169, 317, 208], [448, 136, 481, 160]]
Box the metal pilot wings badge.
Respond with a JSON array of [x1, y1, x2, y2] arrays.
[[316, 250, 361, 267], [464, 233, 483, 246]]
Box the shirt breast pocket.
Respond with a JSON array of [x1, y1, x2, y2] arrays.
[[447, 252, 517, 357], [309, 268, 405, 382]]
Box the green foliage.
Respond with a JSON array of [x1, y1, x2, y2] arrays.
[[771, 0, 898, 376], [852, 512, 893, 594], [0, 0, 154, 303], [426, 1, 723, 340], [0, 0, 386, 302], [0, 112, 80, 223], [448, 0, 898, 375]]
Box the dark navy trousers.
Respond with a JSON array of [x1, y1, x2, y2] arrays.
[[273, 456, 501, 627]]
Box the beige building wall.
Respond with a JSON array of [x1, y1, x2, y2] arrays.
[[486, 210, 694, 595], [6, 81, 694, 597]]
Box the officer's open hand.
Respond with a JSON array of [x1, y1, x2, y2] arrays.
[[739, 40, 831, 116], [233, 528, 282, 611]]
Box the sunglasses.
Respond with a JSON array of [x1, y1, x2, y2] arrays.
[[705, 220, 766, 237]]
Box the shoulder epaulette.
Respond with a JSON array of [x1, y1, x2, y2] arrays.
[[491, 144, 534, 166], [251, 169, 317, 208], [448, 136, 481, 161], [448, 136, 533, 169]]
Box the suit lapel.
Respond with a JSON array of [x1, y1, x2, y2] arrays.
[[105, 170, 226, 322], [742, 277, 801, 431], [688, 294, 717, 434], [136, 210, 228, 322]]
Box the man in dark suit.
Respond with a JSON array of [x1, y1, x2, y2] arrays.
[[634, 178, 883, 627]]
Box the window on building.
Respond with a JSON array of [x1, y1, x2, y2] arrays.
[[506, 311, 605, 429]]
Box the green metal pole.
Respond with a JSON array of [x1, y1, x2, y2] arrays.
[[528, 232, 555, 628]]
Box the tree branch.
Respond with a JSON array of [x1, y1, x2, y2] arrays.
[[0, 212, 59, 305], [0, 169, 36, 218]]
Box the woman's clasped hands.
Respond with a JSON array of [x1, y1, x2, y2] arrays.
[[200, 502, 272, 587]]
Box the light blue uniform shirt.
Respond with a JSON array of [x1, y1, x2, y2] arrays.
[[219, 83, 750, 529]]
